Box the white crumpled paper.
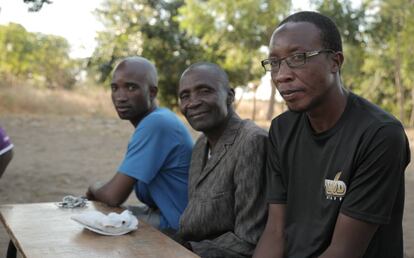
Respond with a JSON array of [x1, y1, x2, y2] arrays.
[[71, 210, 139, 236]]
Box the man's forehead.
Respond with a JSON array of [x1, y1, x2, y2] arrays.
[[276, 21, 320, 33], [112, 61, 153, 81], [270, 22, 322, 51], [116, 60, 149, 73], [180, 71, 225, 93], [182, 67, 218, 83], [187, 64, 217, 76]]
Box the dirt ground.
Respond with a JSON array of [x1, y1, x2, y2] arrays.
[[0, 114, 413, 257]]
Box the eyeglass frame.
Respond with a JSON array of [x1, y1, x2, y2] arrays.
[[261, 49, 336, 73]]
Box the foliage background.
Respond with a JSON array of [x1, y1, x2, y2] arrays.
[[2, 0, 414, 125]]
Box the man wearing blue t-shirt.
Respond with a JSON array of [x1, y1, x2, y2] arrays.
[[86, 56, 193, 231]]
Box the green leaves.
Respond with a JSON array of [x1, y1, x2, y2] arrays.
[[85, 0, 414, 123], [0, 23, 76, 89], [360, 0, 414, 124], [178, 0, 290, 86], [89, 0, 290, 108], [89, 0, 203, 108]]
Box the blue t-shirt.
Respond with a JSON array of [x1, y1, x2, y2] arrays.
[[118, 107, 193, 230]]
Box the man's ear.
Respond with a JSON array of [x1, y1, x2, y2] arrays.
[[227, 88, 235, 106], [331, 51, 344, 73], [149, 86, 158, 101]]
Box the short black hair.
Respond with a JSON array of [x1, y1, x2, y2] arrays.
[[115, 56, 158, 88], [279, 11, 342, 52], [181, 62, 230, 90]]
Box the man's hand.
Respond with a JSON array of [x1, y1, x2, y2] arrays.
[[85, 181, 105, 200], [85, 188, 94, 200], [85, 173, 136, 207]]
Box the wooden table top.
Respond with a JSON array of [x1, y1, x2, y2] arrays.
[[0, 202, 199, 258]]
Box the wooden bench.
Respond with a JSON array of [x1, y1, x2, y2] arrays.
[[0, 201, 199, 258]]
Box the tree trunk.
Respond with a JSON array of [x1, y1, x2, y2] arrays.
[[266, 80, 276, 120], [394, 62, 404, 123], [394, 41, 405, 125], [234, 87, 245, 110], [252, 83, 258, 121], [409, 87, 414, 127]]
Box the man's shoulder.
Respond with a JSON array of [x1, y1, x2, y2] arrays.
[[132, 108, 192, 145], [240, 119, 267, 138], [227, 119, 267, 151], [346, 93, 404, 135], [145, 107, 175, 121], [140, 107, 184, 128], [269, 110, 303, 138], [272, 109, 301, 123], [194, 134, 207, 148], [350, 93, 401, 124]]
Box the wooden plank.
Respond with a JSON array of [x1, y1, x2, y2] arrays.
[[0, 202, 199, 258]]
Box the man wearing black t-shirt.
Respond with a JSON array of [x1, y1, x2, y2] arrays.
[[254, 11, 410, 258]]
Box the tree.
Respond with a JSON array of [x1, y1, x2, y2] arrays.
[[0, 23, 77, 88], [179, 0, 291, 82], [23, 0, 52, 12], [312, 0, 367, 92], [32, 33, 77, 88], [360, 0, 414, 125], [89, 0, 203, 108], [0, 23, 35, 77], [178, 0, 290, 119]]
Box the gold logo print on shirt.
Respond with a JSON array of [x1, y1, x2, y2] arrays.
[[324, 172, 347, 201]]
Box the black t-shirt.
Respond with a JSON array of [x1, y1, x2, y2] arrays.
[[267, 92, 410, 258]]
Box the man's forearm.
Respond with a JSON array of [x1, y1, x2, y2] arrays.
[[253, 204, 286, 258], [86, 181, 121, 206], [318, 213, 378, 258], [253, 226, 284, 258], [86, 173, 136, 207], [189, 232, 255, 258]]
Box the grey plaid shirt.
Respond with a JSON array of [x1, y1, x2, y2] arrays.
[[178, 114, 268, 258]]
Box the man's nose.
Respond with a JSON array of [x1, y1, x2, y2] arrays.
[[273, 60, 294, 83], [113, 88, 128, 101], [185, 95, 202, 109]]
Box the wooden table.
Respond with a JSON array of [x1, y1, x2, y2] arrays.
[[0, 202, 199, 258]]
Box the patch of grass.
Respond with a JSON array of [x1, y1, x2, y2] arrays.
[[0, 81, 287, 130], [0, 84, 116, 118]]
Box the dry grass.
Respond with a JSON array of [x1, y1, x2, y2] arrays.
[[0, 84, 116, 118], [3, 83, 412, 138], [0, 83, 286, 129]]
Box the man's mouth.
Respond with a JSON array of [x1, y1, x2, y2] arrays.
[[188, 111, 209, 119], [279, 89, 304, 101], [116, 106, 130, 112]]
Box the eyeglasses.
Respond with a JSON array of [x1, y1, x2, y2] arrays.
[[261, 49, 335, 73]]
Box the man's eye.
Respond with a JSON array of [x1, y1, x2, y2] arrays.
[[111, 85, 117, 91], [127, 85, 138, 91], [290, 54, 305, 62], [199, 88, 212, 94], [270, 59, 280, 67], [180, 94, 189, 100]]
